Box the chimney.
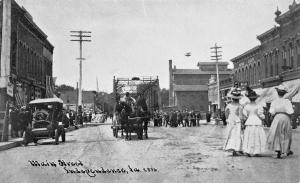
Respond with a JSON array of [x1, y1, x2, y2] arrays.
[[169, 60, 174, 106]]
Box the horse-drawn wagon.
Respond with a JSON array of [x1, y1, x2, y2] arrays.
[[111, 94, 149, 140], [111, 76, 161, 140]]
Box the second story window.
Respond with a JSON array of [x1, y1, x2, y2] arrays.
[[283, 50, 287, 67], [270, 54, 273, 77], [290, 47, 294, 68]]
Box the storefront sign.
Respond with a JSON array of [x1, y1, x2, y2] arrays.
[[6, 82, 14, 97]]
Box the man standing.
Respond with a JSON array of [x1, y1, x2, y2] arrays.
[[206, 111, 211, 123], [183, 109, 189, 127], [164, 111, 169, 127], [190, 111, 196, 127], [10, 107, 19, 138], [177, 111, 183, 127], [170, 110, 177, 127], [18, 107, 29, 137], [196, 112, 201, 126]]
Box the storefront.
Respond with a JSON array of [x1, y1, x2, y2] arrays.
[[13, 79, 46, 107]]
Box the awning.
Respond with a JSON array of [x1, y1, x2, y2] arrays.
[[282, 79, 300, 102], [29, 98, 64, 104], [255, 78, 300, 104], [255, 87, 277, 104]]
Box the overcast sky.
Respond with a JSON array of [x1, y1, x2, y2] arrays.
[[15, 0, 292, 92]]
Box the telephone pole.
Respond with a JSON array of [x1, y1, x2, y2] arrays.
[[70, 31, 91, 107], [210, 43, 222, 114], [0, 0, 12, 142]]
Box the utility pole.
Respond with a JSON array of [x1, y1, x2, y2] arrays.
[[210, 43, 222, 117], [0, 0, 12, 142], [70, 30, 91, 107]]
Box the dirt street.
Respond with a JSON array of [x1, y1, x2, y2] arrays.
[[0, 122, 299, 183]]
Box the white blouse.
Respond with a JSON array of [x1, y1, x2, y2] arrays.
[[269, 98, 294, 115], [243, 103, 265, 126]]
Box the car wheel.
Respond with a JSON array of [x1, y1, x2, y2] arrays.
[[61, 130, 66, 142], [54, 129, 59, 145]]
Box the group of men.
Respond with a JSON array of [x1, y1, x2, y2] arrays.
[[153, 110, 203, 127], [9, 105, 31, 138]]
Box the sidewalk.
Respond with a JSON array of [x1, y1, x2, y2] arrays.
[[0, 122, 104, 151]]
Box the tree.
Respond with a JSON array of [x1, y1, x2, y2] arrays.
[[160, 88, 169, 107], [95, 92, 115, 114], [56, 84, 75, 92]]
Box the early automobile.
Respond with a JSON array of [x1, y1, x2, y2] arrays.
[[23, 98, 67, 145]]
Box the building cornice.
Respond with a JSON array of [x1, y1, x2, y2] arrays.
[[173, 69, 232, 75], [231, 45, 261, 63], [256, 26, 280, 43]]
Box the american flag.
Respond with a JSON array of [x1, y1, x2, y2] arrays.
[[46, 75, 55, 98], [14, 89, 25, 107]]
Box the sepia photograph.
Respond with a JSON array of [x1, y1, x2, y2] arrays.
[[0, 0, 299, 182]]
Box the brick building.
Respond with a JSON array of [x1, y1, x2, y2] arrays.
[[0, 0, 54, 106], [169, 60, 232, 112], [231, 1, 300, 107]]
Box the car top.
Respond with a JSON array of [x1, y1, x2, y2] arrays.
[[29, 98, 64, 104]]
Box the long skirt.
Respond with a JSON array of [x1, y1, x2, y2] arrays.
[[266, 114, 292, 154], [224, 123, 243, 152], [243, 125, 266, 155]]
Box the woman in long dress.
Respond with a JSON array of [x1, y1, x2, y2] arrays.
[[242, 90, 266, 157], [266, 85, 294, 158], [223, 88, 244, 156]]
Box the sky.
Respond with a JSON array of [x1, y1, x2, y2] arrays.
[[15, 0, 292, 92]]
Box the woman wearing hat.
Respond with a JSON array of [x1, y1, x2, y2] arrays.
[[242, 90, 266, 157], [223, 88, 244, 156], [266, 85, 294, 158]]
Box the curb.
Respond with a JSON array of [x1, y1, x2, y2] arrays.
[[0, 123, 104, 152], [0, 140, 23, 151]]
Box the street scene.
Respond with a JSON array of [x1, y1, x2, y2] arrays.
[[0, 0, 299, 183], [1, 121, 299, 183]]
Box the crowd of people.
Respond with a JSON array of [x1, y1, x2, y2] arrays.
[[65, 110, 108, 125], [153, 110, 209, 127], [223, 84, 294, 159]]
